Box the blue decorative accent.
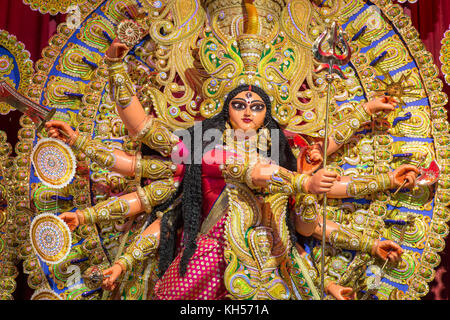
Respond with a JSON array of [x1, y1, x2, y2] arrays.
[[393, 153, 413, 158], [82, 287, 102, 297], [342, 3, 370, 30], [351, 25, 367, 41], [71, 257, 89, 264], [392, 136, 434, 143], [370, 51, 388, 67], [393, 112, 412, 127], [51, 195, 74, 201], [359, 30, 396, 54], [384, 219, 407, 225], [82, 57, 98, 69], [102, 31, 113, 43], [63, 91, 84, 99]]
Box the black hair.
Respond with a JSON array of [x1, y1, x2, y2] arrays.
[[153, 84, 298, 277]]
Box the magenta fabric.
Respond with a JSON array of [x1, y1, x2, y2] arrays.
[[154, 147, 233, 300], [153, 211, 229, 300]]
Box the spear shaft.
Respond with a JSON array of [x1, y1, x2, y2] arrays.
[[320, 75, 333, 299]]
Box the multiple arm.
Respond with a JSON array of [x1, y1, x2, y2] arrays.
[[47, 37, 408, 299], [322, 96, 397, 156]]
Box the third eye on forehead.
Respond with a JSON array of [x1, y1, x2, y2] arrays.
[[230, 98, 266, 112]]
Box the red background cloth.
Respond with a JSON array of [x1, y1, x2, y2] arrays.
[[0, 0, 449, 300]]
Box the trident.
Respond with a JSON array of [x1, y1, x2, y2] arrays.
[[312, 21, 351, 299], [0, 80, 56, 133]]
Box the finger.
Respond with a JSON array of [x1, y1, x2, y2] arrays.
[[45, 120, 66, 129], [103, 278, 112, 288], [389, 252, 400, 263], [321, 177, 337, 183], [103, 269, 113, 276], [400, 165, 420, 174], [320, 181, 335, 187], [386, 240, 402, 251], [404, 175, 414, 188], [381, 96, 390, 103], [405, 172, 418, 181], [319, 187, 333, 193], [322, 171, 338, 178], [382, 104, 395, 112]]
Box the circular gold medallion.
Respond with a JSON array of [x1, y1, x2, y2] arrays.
[[30, 213, 72, 265], [31, 138, 76, 189]]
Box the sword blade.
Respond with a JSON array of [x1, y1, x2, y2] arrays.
[[0, 80, 55, 132]]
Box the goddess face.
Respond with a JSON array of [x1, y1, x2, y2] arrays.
[[228, 90, 267, 133]]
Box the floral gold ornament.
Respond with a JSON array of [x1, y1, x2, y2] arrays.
[[31, 138, 76, 189], [370, 71, 423, 107], [30, 213, 72, 265], [117, 19, 144, 48]]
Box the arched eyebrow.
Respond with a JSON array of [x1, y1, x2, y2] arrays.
[[250, 100, 264, 104], [231, 98, 265, 104]]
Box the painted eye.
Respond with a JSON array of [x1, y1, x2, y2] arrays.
[[250, 103, 265, 112], [231, 102, 246, 111]]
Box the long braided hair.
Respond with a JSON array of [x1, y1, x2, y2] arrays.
[[153, 84, 298, 277]]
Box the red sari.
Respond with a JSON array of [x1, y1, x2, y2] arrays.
[[154, 145, 236, 300]]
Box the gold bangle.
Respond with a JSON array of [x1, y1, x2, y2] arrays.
[[134, 151, 142, 183], [329, 226, 376, 254], [136, 185, 152, 214], [134, 118, 179, 157], [118, 233, 159, 271], [346, 173, 391, 198], [78, 197, 131, 224]]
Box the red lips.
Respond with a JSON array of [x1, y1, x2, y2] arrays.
[[242, 118, 252, 123]]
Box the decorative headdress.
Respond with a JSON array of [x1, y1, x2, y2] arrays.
[[199, 0, 305, 126]]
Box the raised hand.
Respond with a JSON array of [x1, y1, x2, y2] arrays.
[[59, 211, 81, 231], [364, 95, 397, 115], [373, 239, 403, 264], [326, 282, 356, 300], [306, 168, 340, 194], [390, 164, 420, 189], [102, 264, 124, 291], [105, 38, 129, 60], [45, 120, 77, 145], [306, 143, 323, 164]]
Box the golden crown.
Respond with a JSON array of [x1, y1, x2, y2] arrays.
[[198, 0, 303, 126]]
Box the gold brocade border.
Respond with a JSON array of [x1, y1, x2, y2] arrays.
[[0, 29, 34, 93], [22, 0, 111, 299], [371, 0, 450, 299]]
